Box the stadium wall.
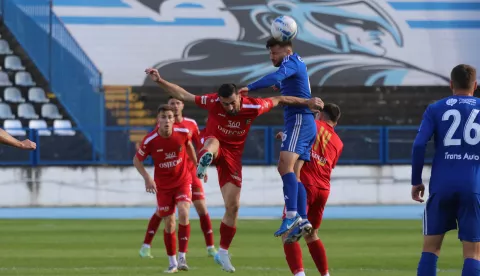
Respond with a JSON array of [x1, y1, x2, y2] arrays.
[[0, 166, 430, 207]]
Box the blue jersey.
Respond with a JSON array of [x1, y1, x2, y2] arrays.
[[412, 95, 480, 193], [247, 53, 312, 120]]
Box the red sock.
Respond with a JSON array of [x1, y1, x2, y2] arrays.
[[163, 230, 177, 256], [308, 239, 329, 275], [200, 213, 214, 247], [143, 213, 162, 245], [219, 222, 236, 250], [198, 148, 209, 158], [178, 224, 190, 253], [284, 242, 304, 275]]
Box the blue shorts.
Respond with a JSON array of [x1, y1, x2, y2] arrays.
[[423, 191, 480, 242], [281, 113, 316, 161]]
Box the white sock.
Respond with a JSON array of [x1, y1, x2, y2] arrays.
[[168, 255, 177, 267], [323, 272, 330, 276], [294, 271, 306, 276], [207, 245, 215, 249], [178, 252, 186, 259], [219, 247, 228, 254], [142, 244, 151, 248], [286, 211, 297, 219]]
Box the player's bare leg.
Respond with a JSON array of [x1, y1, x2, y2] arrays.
[[193, 197, 217, 257], [163, 213, 178, 273], [281, 232, 305, 276], [417, 234, 444, 276], [462, 241, 480, 275], [139, 211, 162, 258], [197, 138, 220, 179], [177, 201, 191, 271], [214, 182, 240, 272], [275, 151, 303, 236]]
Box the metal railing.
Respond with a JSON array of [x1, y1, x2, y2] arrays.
[[0, 126, 432, 166]]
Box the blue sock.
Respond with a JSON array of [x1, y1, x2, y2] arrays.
[[417, 252, 438, 276], [297, 182, 308, 219], [282, 172, 298, 216], [462, 258, 480, 276]]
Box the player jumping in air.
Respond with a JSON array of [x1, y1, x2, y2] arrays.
[[276, 104, 343, 276], [238, 38, 316, 237], [145, 67, 323, 272], [0, 128, 36, 150], [133, 105, 198, 273], [412, 64, 480, 276], [139, 97, 217, 258]]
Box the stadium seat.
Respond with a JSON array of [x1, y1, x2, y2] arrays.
[[41, 103, 62, 119], [18, 103, 39, 119], [4, 87, 25, 103], [4, 55, 25, 71], [0, 103, 15, 119], [15, 71, 36, 86], [28, 87, 49, 103], [0, 71, 12, 86], [3, 119, 26, 136], [0, 39, 13, 55], [29, 119, 51, 136], [53, 119, 76, 136]]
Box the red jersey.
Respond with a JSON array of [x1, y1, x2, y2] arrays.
[[136, 128, 192, 189], [195, 94, 273, 151], [300, 120, 343, 190]]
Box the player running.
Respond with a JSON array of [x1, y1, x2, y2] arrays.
[[145, 67, 323, 272], [238, 38, 316, 237], [0, 128, 36, 150], [276, 104, 343, 276], [411, 64, 480, 276], [133, 105, 197, 273], [139, 98, 217, 258]]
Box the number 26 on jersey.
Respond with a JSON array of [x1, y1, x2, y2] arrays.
[[442, 109, 480, 146]]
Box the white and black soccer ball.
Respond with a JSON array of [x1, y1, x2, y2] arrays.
[[270, 15, 298, 42]]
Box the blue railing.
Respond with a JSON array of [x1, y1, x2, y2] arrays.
[[0, 126, 433, 166], [2, 0, 105, 155]]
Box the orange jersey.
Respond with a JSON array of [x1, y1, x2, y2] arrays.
[[300, 120, 343, 190]]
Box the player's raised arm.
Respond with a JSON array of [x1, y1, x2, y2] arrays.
[[0, 128, 36, 150], [270, 96, 324, 111], [239, 59, 297, 94], [145, 68, 195, 102]]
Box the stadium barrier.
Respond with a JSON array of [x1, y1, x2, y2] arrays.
[[0, 126, 432, 166], [2, 0, 105, 156]]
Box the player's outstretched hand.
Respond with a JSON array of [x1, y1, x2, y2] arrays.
[[19, 139, 36, 150], [411, 184, 425, 203], [144, 177, 157, 194], [308, 97, 324, 111], [275, 131, 283, 140], [145, 68, 161, 82], [238, 87, 249, 96]]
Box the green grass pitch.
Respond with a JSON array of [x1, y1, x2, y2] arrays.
[[0, 219, 463, 275]]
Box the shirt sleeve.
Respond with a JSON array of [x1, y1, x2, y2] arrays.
[[247, 56, 298, 91], [411, 106, 435, 185], [194, 94, 217, 110], [251, 97, 274, 116], [135, 136, 152, 162]]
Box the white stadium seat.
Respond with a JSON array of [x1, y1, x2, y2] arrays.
[[0, 39, 13, 55], [28, 87, 49, 103], [0, 72, 12, 86], [3, 119, 26, 136], [15, 71, 36, 86], [54, 119, 76, 136], [29, 119, 51, 136], [4, 55, 25, 71], [18, 103, 39, 119], [41, 103, 62, 119], [0, 103, 15, 119], [4, 87, 25, 103]]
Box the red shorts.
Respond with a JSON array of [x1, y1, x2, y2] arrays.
[[202, 135, 242, 188], [282, 186, 330, 229], [156, 185, 192, 217], [188, 162, 205, 201]]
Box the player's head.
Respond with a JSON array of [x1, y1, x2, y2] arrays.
[[450, 64, 477, 95], [167, 96, 184, 117], [318, 103, 341, 126], [217, 83, 241, 115], [266, 37, 293, 67], [156, 104, 175, 132]]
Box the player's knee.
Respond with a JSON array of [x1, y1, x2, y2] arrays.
[[277, 153, 296, 175], [164, 215, 176, 233], [177, 203, 190, 225], [304, 230, 319, 244], [225, 201, 239, 215], [463, 241, 480, 260], [193, 200, 207, 216]]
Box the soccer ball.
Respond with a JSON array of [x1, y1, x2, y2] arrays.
[[270, 15, 298, 42]]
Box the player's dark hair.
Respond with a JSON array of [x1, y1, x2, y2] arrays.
[[168, 96, 183, 102], [157, 104, 174, 114], [451, 64, 477, 90], [217, 83, 237, 98], [266, 37, 293, 49], [322, 103, 341, 123]]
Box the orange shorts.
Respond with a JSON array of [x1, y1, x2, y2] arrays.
[[202, 135, 242, 188], [156, 185, 192, 217], [282, 186, 330, 229]]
